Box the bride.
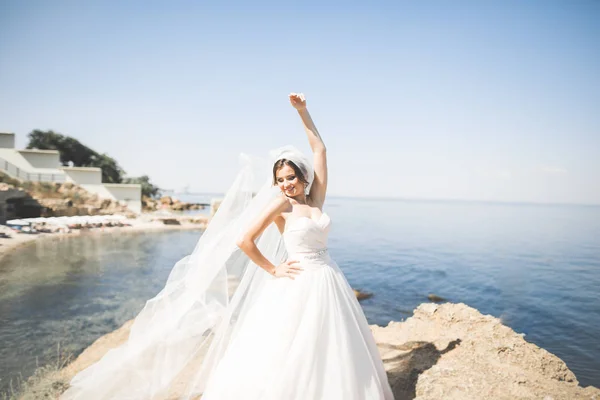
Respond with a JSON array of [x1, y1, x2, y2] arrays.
[[61, 93, 394, 400]]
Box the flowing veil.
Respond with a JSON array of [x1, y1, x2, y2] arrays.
[[61, 145, 313, 400]]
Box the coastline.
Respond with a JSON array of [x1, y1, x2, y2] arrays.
[[15, 303, 600, 400], [2, 216, 599, 399], [0, 217, 207, 264]]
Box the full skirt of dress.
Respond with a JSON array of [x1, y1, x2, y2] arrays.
[[201, 254, 394, 400]]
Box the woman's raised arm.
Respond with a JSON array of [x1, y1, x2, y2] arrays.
[[289, 93, 328, 207]]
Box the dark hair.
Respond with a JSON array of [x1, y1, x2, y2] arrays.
[[272, 159, 309, 187]]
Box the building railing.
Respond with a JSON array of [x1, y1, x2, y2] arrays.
[[0, 156, 66, 183]]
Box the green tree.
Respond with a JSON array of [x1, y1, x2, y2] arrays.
[[122, 175, 162, 198], [27, 129, 125, 183]]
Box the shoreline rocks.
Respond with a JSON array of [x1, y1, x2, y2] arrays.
[[0, 178, 137, 218], [354, 288, 374, 300], [143, 195, 206, 213], [42, 303, 600, 400], [374, 303, 600, 399]]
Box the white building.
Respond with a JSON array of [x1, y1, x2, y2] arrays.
[[0, 132, 142, 214]]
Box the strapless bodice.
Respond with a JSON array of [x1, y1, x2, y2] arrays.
[[283, 213, 331, 255]]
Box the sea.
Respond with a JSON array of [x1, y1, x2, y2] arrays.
[[0, 196, 599, 395]]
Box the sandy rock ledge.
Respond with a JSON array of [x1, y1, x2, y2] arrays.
[[374, 302, 600, 400]]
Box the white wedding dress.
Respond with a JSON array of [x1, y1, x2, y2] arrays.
[[201, 212, 394, 400], [60, 146, 394, 400]]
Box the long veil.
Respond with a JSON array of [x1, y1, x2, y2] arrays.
[[61, 145, 311, 400]]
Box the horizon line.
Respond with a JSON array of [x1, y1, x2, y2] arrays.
[[166, 190, 600, 208]]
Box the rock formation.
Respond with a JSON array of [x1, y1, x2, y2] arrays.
[[142, 195, 205, 213], [0, 176, 136, 218], [35, 302, 598, 400], [374, 303, 600, 400]]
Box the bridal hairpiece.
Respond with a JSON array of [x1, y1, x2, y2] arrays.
[[271, 146, 314, 195]]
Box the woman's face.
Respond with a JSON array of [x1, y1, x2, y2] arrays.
[[275, 164, 304, 197]]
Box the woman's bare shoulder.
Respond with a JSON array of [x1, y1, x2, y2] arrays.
[[270, 194, 292, 232], [270, 193, 292, 213]]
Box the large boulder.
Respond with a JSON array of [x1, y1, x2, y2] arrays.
[[373, 303, 600, 400]]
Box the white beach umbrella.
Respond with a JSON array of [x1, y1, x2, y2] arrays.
[[6, 219, 30, 225]]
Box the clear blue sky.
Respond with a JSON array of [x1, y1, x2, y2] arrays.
[[1, 1, 598, 204]]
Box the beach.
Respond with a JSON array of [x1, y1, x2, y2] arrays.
[[0, 216, 208, 264]]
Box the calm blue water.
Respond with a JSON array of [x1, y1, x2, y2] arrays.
[[326, 198, 600, 388], [0, 197, 599, 395]]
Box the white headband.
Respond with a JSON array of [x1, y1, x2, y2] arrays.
[[270, 145, 314, 193]]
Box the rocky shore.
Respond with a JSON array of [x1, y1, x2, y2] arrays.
[[15, 303, 599, 400], [0, 178, 212, 263], [375, 303, 600, 400], [2, 176, 596, 399], [143, 195, 206, 213], [0, 172, 209, 218]]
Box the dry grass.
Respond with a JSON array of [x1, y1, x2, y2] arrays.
[[1, 343, 73, 400], [0, 171, 93, 203], [0, 172, 21, 187]]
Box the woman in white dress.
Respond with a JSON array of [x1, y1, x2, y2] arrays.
[[61, 93, 393, 400], [200, 93, 394, 399]]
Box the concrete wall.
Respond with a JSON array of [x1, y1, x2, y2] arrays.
[[106, 184, 142, 214], [0, 133, 15, 149], [0, 148, 65, 182], [81, 183, 142, 214], [62, 167, 102, 185], [18, 150, 61, 169], [0, 144, 142, 214]]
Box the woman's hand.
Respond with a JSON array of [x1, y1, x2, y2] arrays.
[[289, 92, 307, 111], [272, 259, 303, 279]]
